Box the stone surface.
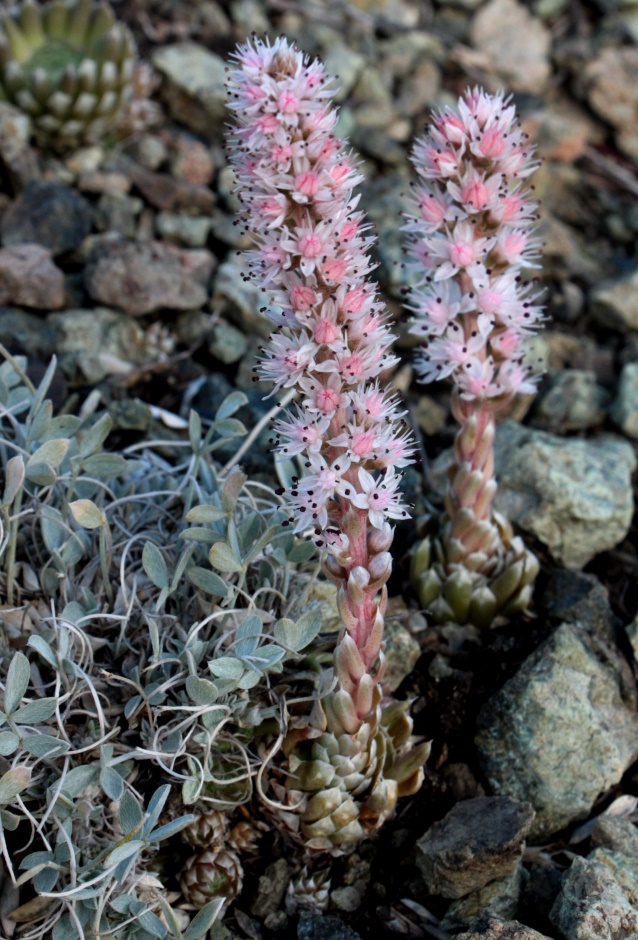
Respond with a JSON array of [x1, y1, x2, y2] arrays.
[[213, 259, 271, 338], [94, 193, 143, 239], [48, 308, 146, 382], [0, 308, 56, 359], [380, 618, 421, 695], [476, 623, 638, 840], [156, 212, 212, 247], [582, 46, 638, 160], [153, 43, 227, 136], [539, 570, 615, 641], [297, 911, 361, 940], [84, 239, 213, 316], [1, 181, 92, 255], [591, 816, 638, 858], [493, 422, 636, 569], [416, 797, 534, 899], [250, 858, 290, 919], [0, 245, 65, 309], [441, 863, 525, 930], [550, 857, 638, 939], [531, 370, 608, 432], [456, 912, 551, 939], [587, 848, 638, 909], [207, 321, 248, 365], [470, 0, 551, 93], [590, 268, 638, 332], [612, 362, 638, 439]]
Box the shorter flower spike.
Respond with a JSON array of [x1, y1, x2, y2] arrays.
[[404, 87, 544, 628]]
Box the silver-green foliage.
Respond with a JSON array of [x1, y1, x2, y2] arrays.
[[0, 352, 323, 938]]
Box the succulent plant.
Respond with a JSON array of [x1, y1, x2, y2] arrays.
[[180, 849, 244, 909], [0, 0, 136, 151], [286, 866, 331, 914], [270, 691, 430, 857], [181, 810, 229, 850]]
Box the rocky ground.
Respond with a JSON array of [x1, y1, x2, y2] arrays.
[[1, 0, 638, 938]]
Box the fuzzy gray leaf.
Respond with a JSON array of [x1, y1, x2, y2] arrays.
[[2, 455, 25, 506], [184, 899, 224, 940], [185, 676, 220, 705], [0, 731, 19, 756], [0, 766, 31, 803], [12, 698, 57, 724], [186, 566, 228, 597], [27, 438, 69, 470], [142, 542, 169, 589], [215, 391, 248, 421], [208, 541, 243, 574], [4, 652, 30, 716], [185, 504, 227, 524], [23, 734, 69, 757]]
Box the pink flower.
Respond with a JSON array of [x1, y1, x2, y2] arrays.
[[405, 87, 544, 405], [227, 37, 414, 716]]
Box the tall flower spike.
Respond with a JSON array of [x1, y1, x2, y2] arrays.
[[405, 88, 543, 629], [226, 36, 428, 856]]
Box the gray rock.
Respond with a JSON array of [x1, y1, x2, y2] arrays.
[[470, 0, 551, 93], [153, 43, 227, 136], [84, 239, 213, 316], [591, 816, 638, 858], [380, 615, 421, 694], [322, 42, 366, 102], [94, 193, 143, 239], [612, 362, 638, 439], [250, 858, 290, 919], [108, 399, 152, 432], [297, 911, 361, 940], [590, 268, 638, 332], [493, 422, 636, 569], [416, 797, 534, 899], [626, 615, 638, 662], [1, 181, 92, 255], [476, 623, 638, 840], [0, 101, 31, 162], [156, 212, 212, 248], [48, 307, 146, 382], [213, 259, 271, 339], [532, 370, 608, 432], [0, 308, 56, 360], [539, 570, 615, 641], [582, 46, 638, 161], [550, 857, 638, 939], [0, 245, 64, 309], [456, 912, 551, 939], [587, 848, 638, 908], [441, 862, 525, 930], [0, 101, 38, 186], [207, 321, 248, 365]]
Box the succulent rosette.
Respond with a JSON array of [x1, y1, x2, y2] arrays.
[[0, 0, 136, 150], [404, 88, 544, 628]]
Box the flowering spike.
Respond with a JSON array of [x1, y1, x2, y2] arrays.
[[404, 87, 544, 628], [226, 35, 425, 856]]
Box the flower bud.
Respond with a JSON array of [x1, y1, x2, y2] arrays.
[[347, 566, 370, 604], [368, 522, 393, 553], [368, 552, 392, 583]]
